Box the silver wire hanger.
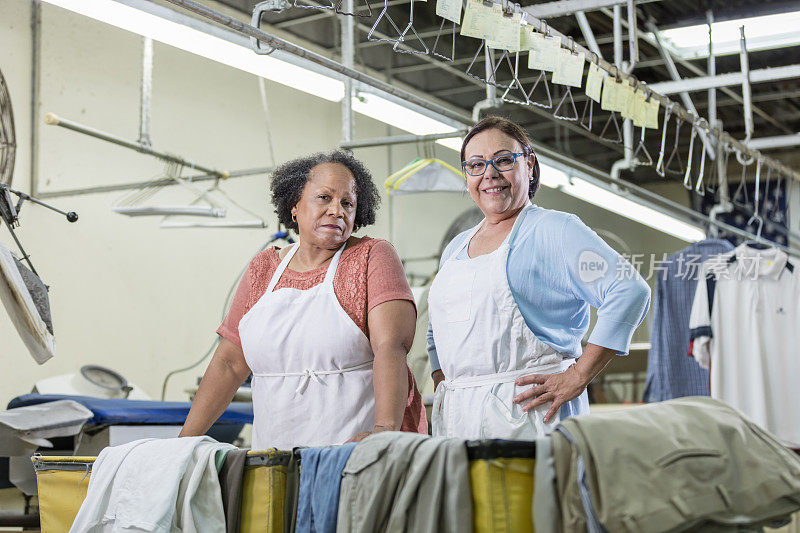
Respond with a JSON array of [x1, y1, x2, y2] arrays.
[[694, 118, 709, 196], [732, 149, 751, 207], [580, 52, 601, 132], [367, 0, 406, 45], [552, 37, 580, 121], [335, 0, 372, 17], [522, 70, 552, 109], [431, 19, 456, 61], [501, 52, 531, 105], [393, 0, 429, 55], [745, 157, 765, 244], [655, 102, 674, 177], [600, 110, 622, 144], [683, 120, 698, 190], [632, 126, 653, 166], [294, 0, 334, 11], [664, 116, 685, 176], [580, 98, 593, 131]]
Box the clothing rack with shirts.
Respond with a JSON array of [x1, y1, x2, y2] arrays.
[[688, 241, 800, 449]]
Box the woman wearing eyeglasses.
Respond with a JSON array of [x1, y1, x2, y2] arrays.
[[427, 116, 651, 439]]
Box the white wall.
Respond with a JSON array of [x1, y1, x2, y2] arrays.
[[0, 0, 689, 408]]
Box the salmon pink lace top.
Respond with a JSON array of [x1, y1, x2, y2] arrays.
[[218, 237, 427, 434]]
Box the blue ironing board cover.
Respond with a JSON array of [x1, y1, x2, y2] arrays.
[[7, 394, 253, 425]]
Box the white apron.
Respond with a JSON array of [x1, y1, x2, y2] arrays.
[[428, 204, 585, 439], [238, 243, 375, 450]]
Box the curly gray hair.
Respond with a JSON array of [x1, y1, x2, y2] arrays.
[[270, 151, 381, 232]]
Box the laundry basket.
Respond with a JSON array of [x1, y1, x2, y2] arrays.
[[467, 440, 536, 533], [33, 450, 291, 533]]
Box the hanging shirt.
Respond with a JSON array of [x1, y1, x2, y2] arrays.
[[427, 204, 651, 372], [689, 244, 800, 448], [643, 239, 734, 402]]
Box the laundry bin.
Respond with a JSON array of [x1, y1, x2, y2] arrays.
[[467, 440, 536, 533], [33, 450, 291, 533]]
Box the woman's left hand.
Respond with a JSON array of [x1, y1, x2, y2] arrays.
[[345, 425, 393, 443], [513, 365, 588, 423], [512, 344, 617, 422]]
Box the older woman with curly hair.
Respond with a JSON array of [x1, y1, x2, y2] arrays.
[[181, 151, 426, 448]]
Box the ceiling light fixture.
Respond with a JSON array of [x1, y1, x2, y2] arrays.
[[656, 11, 800, 60], [540, 168, 706, 243]]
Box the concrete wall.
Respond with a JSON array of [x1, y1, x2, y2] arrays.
[[0, 0, 689, 409]]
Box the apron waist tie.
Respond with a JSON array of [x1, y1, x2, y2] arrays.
[[253, 360, 374, 395], [441, 358, 575, 391]]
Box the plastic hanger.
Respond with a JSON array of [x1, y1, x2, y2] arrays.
[[632, 126, 653, 167], [384, 158, 465, 195]]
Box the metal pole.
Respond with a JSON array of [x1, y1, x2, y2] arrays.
[[160, 0, 471, 126], [159, 0, 798, 181], [613, 5, 623, 68], [647, 20, 714, 160], [575, 11, 602, 59], [626, 0, 638, 72], [139, 37, 153, 148], [43, 113, 229, 178], [739, 26, 753, 144], [29, 0, 41, 194], [604, 7, 790, 135], [37, 166, 271, 199], [707, 10, 716, 132], [341, 0, 355, 144], [341, 130, 468, 149], [716, 119, 729, 203]]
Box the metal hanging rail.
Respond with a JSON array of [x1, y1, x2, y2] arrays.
[[43, 112, 230, 179], [340, 130, 467, 149], [161, 0, 472, 127], [514, 11, 799, 181], [144, 0, 798, 249]]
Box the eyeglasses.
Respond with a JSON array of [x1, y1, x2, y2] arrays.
[[462, 152, 526, 176]]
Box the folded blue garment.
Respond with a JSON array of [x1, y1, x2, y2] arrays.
[[297, 444, 357, 533]]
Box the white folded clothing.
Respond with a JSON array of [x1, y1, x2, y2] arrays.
[[70, 436, 235, 533]]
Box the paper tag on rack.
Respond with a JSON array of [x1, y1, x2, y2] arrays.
[[632, 91, 647, 127], [436, 0, 462, 24], [520, 25, 537, 51], [585, 62, 603, 102], [527, 34, 559, 72], [460, 0, 494, 40], [620, 82, 636, 119], [552, 49, 585, 87], [600, 76, 619, 111], [486, 6, 521, 51], [644, 97, 660, 129]]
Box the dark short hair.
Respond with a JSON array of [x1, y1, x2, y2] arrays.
[[270, 151, 380, 232], [461, 116, 541, 199]]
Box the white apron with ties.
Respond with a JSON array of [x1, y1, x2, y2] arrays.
[[238, 242, 374, 450], [428, 204, 585, 439]]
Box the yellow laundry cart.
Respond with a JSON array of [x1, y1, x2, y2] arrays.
[[467, 440, 536, 533], [33, 450, 292, 533], [34, 442, 536, 533]]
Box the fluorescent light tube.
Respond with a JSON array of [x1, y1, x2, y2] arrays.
[[545, 176, 706, 242], [42, 0, 345, 101], [656, 11, 800, 59], [352, 93, 462, 151]]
